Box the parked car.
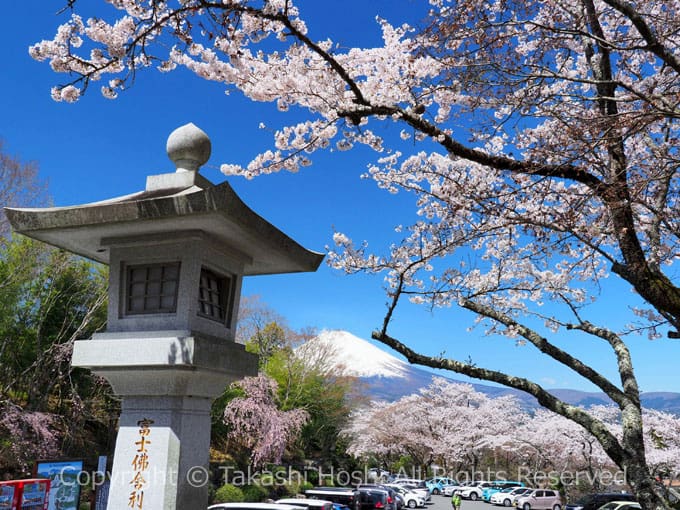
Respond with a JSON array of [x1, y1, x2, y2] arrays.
[[458, 482, 495, 500], [358, 489, 391, 510], [595, 502, 641, 510], [306, 488, 362, 510], [444, 481, 477, 497], [387, 485, 427, 509], [209, 504, 306, 510], [490, 487, 533, 507], [357, 484, 400, 510], [565, 494, 636, 510], [515, 489, 563, 510], [391, 480, 428, 490], [441, 483, 460, 496], [483, 482, 525, 502], [398, 484, 431, 502], [277, 499, 335, 510], [426, 478, 459, 495]]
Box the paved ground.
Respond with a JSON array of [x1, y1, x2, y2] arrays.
[[428, 494, 489, 510]]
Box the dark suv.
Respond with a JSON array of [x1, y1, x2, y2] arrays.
[[306, 487, 361, 510], [565, 493, 636, 510], [357, 485, 400, 510], [358, 489, 391, 510]]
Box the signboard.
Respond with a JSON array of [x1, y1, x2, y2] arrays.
[[93, 456, 108, 510], [35, 461, 82, 510], [19, 480, 49, 510], [96, 456, 107, 478], [94, 481, 109, 510], [0, 483, 17, 510], [0, 480, 50, 510]]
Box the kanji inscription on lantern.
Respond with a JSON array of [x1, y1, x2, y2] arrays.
[[129, 418, 154, 509]]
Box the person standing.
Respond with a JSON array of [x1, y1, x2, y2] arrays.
[[452, 493, 462, 510]]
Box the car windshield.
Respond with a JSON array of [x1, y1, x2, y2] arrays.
[[598, 504, 618, 510], [574, 496, 592, 505]]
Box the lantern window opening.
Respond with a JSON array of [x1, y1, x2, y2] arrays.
[[198, 267, 234, 328], [125, 262, 181, 315]]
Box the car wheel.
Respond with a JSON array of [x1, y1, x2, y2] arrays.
[[523, 504, 531, 510], [553, 505, 561, 510], [470, 494, 478, 501], [503, 500, 511, 507], [433, 489, 440, 496], [408, 501, 417, 509]]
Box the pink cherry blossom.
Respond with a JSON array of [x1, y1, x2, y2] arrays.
[[32, 1, 680, 507], [223, 374, 308, 468]]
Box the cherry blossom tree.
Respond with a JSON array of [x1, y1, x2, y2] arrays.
[[30, 0, 680, 507], [416, 379, 524, 474], [512, 407, 619, 494], [346, 406, 382, 462], [511, 406, 680, 495], [342, 378, 523, 474], [223, 374, 308, 468], [0, 401, 61, 475], [342, 400, 409, 466], [345, 385, 675, 497], [639, 409, 680, 482]]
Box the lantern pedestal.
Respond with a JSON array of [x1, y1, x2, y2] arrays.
[[106, 397, 210, 510], [73, 331, 258, 509]]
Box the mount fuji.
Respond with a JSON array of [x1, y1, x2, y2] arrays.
[[302, 330, 680, 415]]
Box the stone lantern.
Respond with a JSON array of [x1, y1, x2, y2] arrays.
[[5, 123, 323, 510]]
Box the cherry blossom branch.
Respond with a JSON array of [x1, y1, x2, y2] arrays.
[[341, 103, 607, 190], [457, 297, 630, 407], [599, 0, 680, 76], [213, 0, 371, 107], [42, 2, 680, 333], [565, 320, 640, 405]]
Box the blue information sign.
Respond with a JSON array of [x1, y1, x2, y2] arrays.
[[35, 460, 83, 510]]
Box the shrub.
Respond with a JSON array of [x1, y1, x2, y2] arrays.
[[242, 484, 268, 502], [214, 484, 245, 503], [305, 469, 319, 486]]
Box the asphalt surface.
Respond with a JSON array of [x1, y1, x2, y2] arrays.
[[428, 494, 489, 510]]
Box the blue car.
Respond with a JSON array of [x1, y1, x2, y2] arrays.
[[425, 478, 458, 496], [482, 482, 525, 502]]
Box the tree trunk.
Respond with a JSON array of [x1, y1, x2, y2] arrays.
[[616, 404, 669, 510], [622, 458, 668, 510]]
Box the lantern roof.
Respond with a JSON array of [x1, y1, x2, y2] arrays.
[[5, 123, 324, 276]]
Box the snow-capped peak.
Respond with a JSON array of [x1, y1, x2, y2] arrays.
[[297, 330, 409, 378]]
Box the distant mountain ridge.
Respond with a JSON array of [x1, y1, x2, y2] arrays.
[[305, 330, 680, 415]]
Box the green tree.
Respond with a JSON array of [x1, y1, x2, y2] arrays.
[[246, 322, 288, 370], [0, 235, 110, 475], [0, 236, 108, 408]]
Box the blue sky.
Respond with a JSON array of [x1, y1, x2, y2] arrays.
[[1, 1, 678, 394]]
